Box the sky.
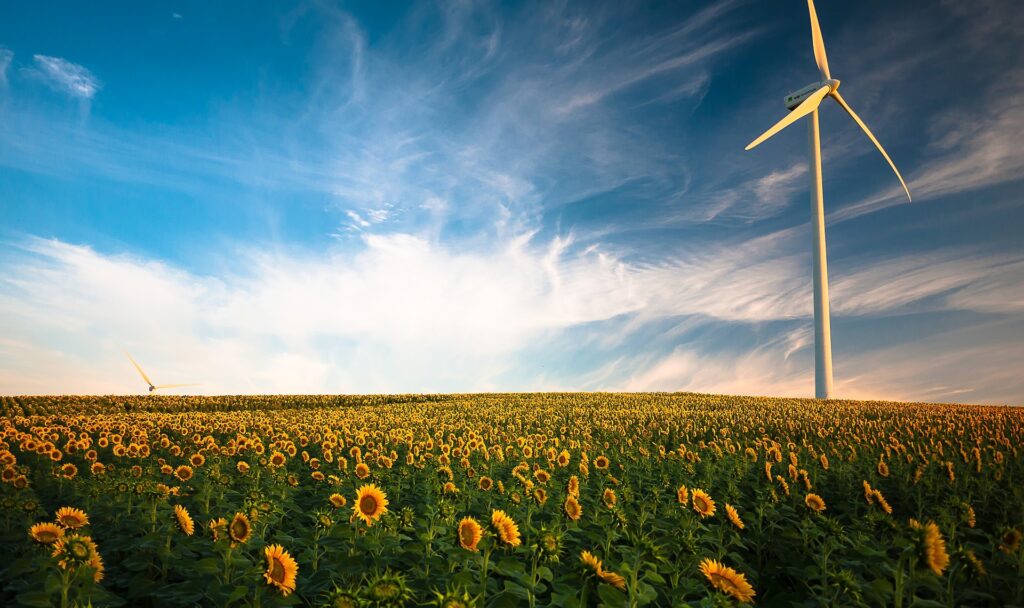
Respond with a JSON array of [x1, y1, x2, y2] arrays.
[[1, 1, 1022, 403]]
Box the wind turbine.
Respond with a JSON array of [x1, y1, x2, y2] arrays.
[[125, 353, 200, 393], [745, 0, 911, 399]]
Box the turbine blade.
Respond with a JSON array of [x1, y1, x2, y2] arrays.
[[807, 0, 831, 80], [745, 85, 829, 151], [830, 91, 912, 201], [153, 384, 201, 390], [125, 352, 155, 387]]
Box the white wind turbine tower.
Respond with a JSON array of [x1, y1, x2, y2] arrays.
[[745, 0, 911, 399], [126, 353, 200, 393]]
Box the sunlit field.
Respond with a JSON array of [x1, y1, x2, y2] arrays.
[[1, 393, 1021, 607]]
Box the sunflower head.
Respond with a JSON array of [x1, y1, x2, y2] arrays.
[[353, 484, 389, 527], [491, 510, 522, 547], [432, 584, 476, 608], [174, 504, 195, 535], [457, 517, 483, 552], [174, 465, 194, 482], [602, 488, 617, 509], [534, 526, 563, 563], [365, 571, 413, 608], [55, 507, 90, 529], [804, 493, 827, 513], [323, 586, 362, 608], [910, 519, 949, 576], [580, 550, 603, 575], [563, 495, 582, 521], [725, 504, 745, 530], [53, 534, 104, 581], [29, 522, 65, 544], [329, 493, 347, 508], [263, 544, 299, 596], [1000, 528, 1023, 555], [599, 569, 627, 591], [699, 558, 756, 604], [229, 512, 252, 545], [209, 518, 228, 542], [692, 489, 716, 518]]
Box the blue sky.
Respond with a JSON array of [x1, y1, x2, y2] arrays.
[[1, 1, 1022, 402]]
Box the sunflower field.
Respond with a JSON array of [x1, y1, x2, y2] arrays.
[[0, 393, 1021, 607]]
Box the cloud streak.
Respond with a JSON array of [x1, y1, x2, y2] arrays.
[[28, 55, 101, 99]]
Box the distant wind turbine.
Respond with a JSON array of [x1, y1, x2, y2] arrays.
[[125, 353, 200, 393], [745, 0, 911, 399]]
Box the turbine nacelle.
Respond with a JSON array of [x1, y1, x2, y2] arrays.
[[785, 79, 840, 110]]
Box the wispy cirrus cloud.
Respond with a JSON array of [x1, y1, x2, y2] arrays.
[[0, 48, 12, 86], [27, 55, 100, 99]]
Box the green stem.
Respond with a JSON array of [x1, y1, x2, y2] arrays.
[[480, 546, 493, 603]]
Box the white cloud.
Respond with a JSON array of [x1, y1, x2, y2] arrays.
[[30, 55, 101, 99], [0, 235, 643, 394], [0, 48, 12, 86], [2, 233, 1021, 400]]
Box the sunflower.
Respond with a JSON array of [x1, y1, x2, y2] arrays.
[[189, 453, 205, 467], [534, 469, 550, 484], [52, 535, 105, 582], [557, 449, 571, 467], [564, 495, 582, 521], [355, 462, 370, 479], [60, 463, 78, 479], [353, 484, 389, 527], [692, 489, 716, 518], [491, 510, 522, 547], [567, 475, 579, 497], [55, 507, 90, 529], [725, 504, 745, 530], [174, 505, 195, 535], [910, 519, 949, 576], [209, 518, 228, 542], [872, 490, 892, 514], [877, 460, 890, 477], [457, 517, 482, 551], [269, 451, 286, 468], [533, 487, 548, 505], [699, 558, 755, 603], [580, 550, 603, 574], [676, 485, 689, 505], [599, 569, 627, 591], [329, 493, 347, 508], [443, 481, 459, 495], [30, 522, 65, 544], [478, 476, 493, 491], [862, 480, 875, 504], [229, 512, 252, 545], [175, 465, 194, 482], [593, 455, 610, 470], [237, 461, 250, 474], [964, 549, 986, 578], [263, 544, 299, 596], [602, 488, 617, 509], [1000, 528, 1022, 554], [804, 493, 827, 513]]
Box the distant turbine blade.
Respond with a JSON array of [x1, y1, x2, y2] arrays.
[[830, 91, 912, 201], [125, 352, 155, 387], [153, 384, 201, 390], [807, 0, 831, 80], [745, 85, 830, 150]]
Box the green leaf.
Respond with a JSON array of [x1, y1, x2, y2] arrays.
[[15, 591, 55, 607]]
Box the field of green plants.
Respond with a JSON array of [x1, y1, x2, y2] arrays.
[[1, 393, 1021, 607]]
